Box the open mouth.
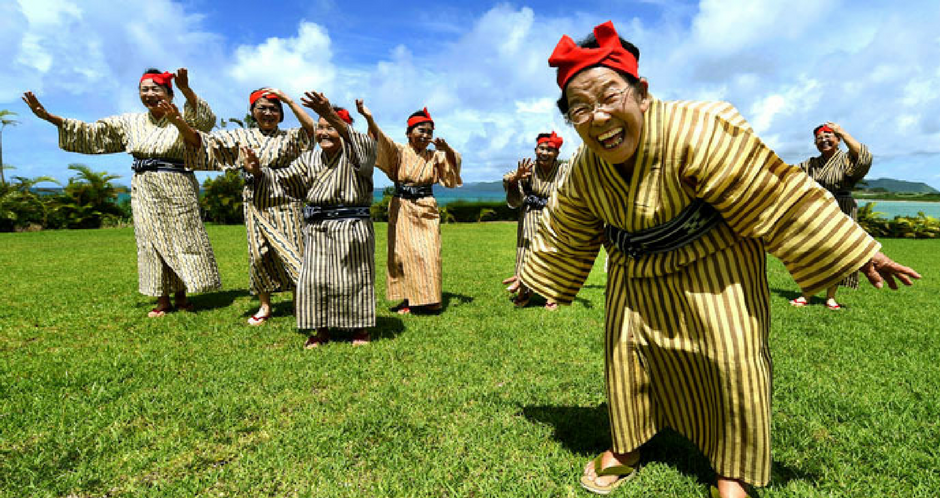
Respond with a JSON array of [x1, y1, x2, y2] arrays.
[[597, 127, 625, 150]]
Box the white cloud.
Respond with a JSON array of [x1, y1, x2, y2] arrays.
[[228, 22, 336, 97]]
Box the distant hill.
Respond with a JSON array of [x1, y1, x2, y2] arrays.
[[857, 178, 939, 194]]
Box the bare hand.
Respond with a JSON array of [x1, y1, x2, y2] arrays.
[[355, 99, 373, 121], [240, 146, 262, 177], [824, 121, 845, 138], [300, 90, 331, 116], [860, 251, 921, 290], [175, 68, 190, 91], [432, 137, 452, 153], [22, 91, 50, 121], [156, 101, 184, 124], [515, 157, 534, 181], [263, 87, 291, 103]]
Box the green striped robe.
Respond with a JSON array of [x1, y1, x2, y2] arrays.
[[521, 97, 880, 486], [59, 99, 221, 297]]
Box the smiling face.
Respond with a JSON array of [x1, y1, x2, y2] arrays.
[[534, 143, 560, 167], [316, 117, 342, 156], [139, 79, 170, 114], [814, 130, 840, 157], [407, 122, 434, 151], [565, 67, 650, 167], [252, 97, 282, 132]]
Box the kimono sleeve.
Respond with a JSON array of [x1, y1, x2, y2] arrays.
[[183, 97, 217, 132], [58, 116, 127, 155], [681, 104, 880, 295], [435, 150, 462, 188], [503, 170, 524, 208], [844, 144, 873, 183], [345, 129, 377, 178], [372, 127, 400, 180], [184, 130, 240, 172], [519, 157, 605, 305]]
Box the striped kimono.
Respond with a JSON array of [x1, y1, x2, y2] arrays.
[[796, 145, 873, 288], [520, 98, 880, 486], [187, 127, 313, 294], [264, 129, 377, 329], [374, 131, 462, 307], [58, 99, 222, 297], [503, 159, 569, 277]]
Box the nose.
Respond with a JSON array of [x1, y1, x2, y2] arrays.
[[590, 106, 612, 125]]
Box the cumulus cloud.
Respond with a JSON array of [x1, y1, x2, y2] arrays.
[[228, 22, 336, 97]]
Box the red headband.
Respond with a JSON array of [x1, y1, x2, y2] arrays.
[[815, 125, 834, 136], [537, 131, 564, 150], [140, 72, 174, 90], [548, 20, 638, 89], [407, 107, 433, 128], [249, 90, 278, 106], [335, 108, 353, 125]]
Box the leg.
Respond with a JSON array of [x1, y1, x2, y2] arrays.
[[825, 285, 841, 309], [248, 292, 272, 325], [715, 476, 750, 498], [174, 290, 193, 312]]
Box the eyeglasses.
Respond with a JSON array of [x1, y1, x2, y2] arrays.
[[566, 87, 630, 125]]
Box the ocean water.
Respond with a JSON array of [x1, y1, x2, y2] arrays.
[[859, 200, 940, 219]]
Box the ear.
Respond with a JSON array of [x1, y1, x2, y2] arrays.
[[636, 77, 651, 113]]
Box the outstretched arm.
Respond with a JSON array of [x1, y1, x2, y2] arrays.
[[22, 92, 65, 127], [263, 87, 316, 138], [174, 68, 199, 108], [301, 90, 351, 143], [860, 252, 921, 290]]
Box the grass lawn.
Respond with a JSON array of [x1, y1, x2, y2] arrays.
[[1, 223, 938, 497]]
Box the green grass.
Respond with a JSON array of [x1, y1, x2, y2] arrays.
[[1, 223, 938, 497]]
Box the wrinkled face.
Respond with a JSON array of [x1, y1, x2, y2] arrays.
[[566, 67, 650, 166], [139, 79, 170, 112], [815, 130, 840, 156], [316, 117, 342, 155], [407, 122, 434, 151], [534, 143, 560, 166], [252, 97, 282, 131]]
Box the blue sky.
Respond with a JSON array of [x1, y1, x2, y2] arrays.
[[2, 0, 939, 189]]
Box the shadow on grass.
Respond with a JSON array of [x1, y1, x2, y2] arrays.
[[441, 291, 474, 311], [522, 403, 816, 490], [291, 315, 406, 344], [770, 286, 807, 302], [189, 289, 252, 311]]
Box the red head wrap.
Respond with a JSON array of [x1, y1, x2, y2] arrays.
[[815, 125, 834, 136], [407, 107, 433, 129], [140, 72, 175, 91], [537, 131, 564, 150], [548, 20, 638, 89], [335, 108, 353, 125], [249, 90, 278, 106]]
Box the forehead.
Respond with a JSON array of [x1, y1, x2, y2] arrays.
[[139, 79, 164, 89], [536, 143, 558, 151], [566, 67, 625, 99], [254, 98, 279, 108]]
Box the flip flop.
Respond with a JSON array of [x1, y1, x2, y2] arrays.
[[147, 308, 168, 318], [351, 330, 371, 346], [304, 333, 329, 349], [789, 296, 808, 307], [580, 453, 640, 495], [247, 314, 269, 326], [826, 302, 842, 310]]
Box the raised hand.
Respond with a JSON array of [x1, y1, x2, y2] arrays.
[[300, 90, 332, 117], [175, 68, 190, 91], [240, 146, 262, 177], [516, 157, 534, 181], [156, 101, 184, 124], [355, 99, 373, 121], [22, 91, 50, 121], [432, 137, 452, 153], [860, 251, 921, 290], [263, 87, 291, 103], [824, 121, 844, 137]]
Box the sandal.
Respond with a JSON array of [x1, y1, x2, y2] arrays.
[[580, 452, 640, 495], [247, 314, 269, 326], [304, 332, 329, 349], [512, 289, 531, 308], [789, 296, 808, 307], [351, 330, 371, 346], [826, 301, 842, 310], [147, 308, 168, 318]]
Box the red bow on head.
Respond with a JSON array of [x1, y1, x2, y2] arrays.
[[548, 20, 638, 89], [140, 72, 175, 90], [815, 125, 834, 136], [537, 131, 564, 150], [335, 108, 353, 125], [249, 90, 278, 106], [407, 107, 433, 128]]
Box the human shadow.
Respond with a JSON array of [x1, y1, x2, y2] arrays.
[[188, 289, 251, 311], [521, 403, 817, 490], [441, 291, 474, 312], [291, 315, 405, 344]]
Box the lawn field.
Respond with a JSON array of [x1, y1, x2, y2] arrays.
[[1, 223, 938, 497]]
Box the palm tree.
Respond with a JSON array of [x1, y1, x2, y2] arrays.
[[0, 172, 59, 231], [54, 164, 127, 228], [0, 109, 20, 185]]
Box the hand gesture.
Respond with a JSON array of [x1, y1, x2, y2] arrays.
[[861, 251, 921, 290], [824, 121, 845, 138], [432, 137, 452, 153], [156, 101, 184, 124], [515, 157, 534, 182], [175, 68, 190, 91], [355, 99, 373, 121], [23, 91, 52, 121], [263, 87, 291, 103], [300, 90, 332, 117], [240, 146, 262, 177]]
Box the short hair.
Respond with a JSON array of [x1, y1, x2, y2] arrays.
[[555, 35, 641, 116], [140, 68, 174, 97]]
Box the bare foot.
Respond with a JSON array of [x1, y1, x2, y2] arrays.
[[581, 449, 640, 491], [715, 477, 750, 498], [304, 331, 329, 349], [544, 301, 558, 311], [148, 297, 172, 318], [352, 329, 370, 346]]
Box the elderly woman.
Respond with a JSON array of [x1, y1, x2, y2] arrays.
[[241, 92, 376, 348], [183, 88, 316, 325], [789, 122, 872, 310], [502, 131, 568, 309], [22, 68, 221, 317], [519, 21, 919, 498], [355, 101, 461, 314]]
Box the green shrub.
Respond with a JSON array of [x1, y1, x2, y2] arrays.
[[200, 169, 245, 224]]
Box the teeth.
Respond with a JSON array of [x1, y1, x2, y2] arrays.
[[598, 128, 623, 141]]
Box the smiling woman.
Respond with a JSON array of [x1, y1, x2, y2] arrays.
[[519, 20, 921, 498], [21, 68, 221, 318]]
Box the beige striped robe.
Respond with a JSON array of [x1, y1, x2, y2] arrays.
[[374, 130, 462, 307], [503, 159, 569, 277], [59, 99, 222, 297], [265, 129, 377, 329], [187, 127, 312, 294], [796, 145, 873, 288], [520, 98, 880, 486]]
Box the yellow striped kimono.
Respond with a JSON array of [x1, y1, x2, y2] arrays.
[[374, 130, 462, 307], [503, 159, 570, 277], [796, 144, 873, 288], [266, 130, 377, 329], [186, 127, 313, 294], [59, 99, 222, 297], [520, 97, 880, 486]]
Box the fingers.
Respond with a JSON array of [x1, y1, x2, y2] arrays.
[[861, 261, 884, 289]]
